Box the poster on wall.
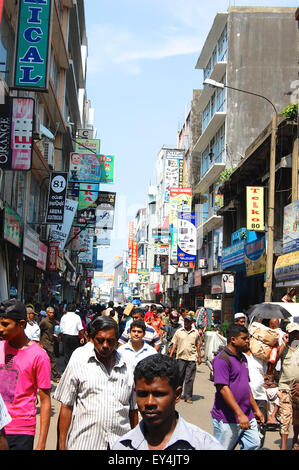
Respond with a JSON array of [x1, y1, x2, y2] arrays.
[[177, 212, 197, 263], [13, 0, 53, 91], [283, 200, 299, 254]]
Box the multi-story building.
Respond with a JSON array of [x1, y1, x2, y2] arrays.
[[0, 0, 92, 304], [192, 6, 298, 312]]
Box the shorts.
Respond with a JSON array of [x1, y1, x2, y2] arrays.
[[277, 389, 299, 434]]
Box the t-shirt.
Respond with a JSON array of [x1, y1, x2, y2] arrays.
[[211, 346, 254, 424], [171, 328, 200, 361], [0, 340, 51, 436], [60, 311, 84, 336]]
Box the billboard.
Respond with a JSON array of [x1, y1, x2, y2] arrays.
[[13, 0, 52, 91], [177, 212, 197, 262], [283, 200, 299, 254], [69, 153, 114, 184], [169, 188, 192, 265]]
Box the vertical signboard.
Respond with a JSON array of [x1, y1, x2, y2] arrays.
[[10, 98, 34, 170], [13, 0, 53, 91], [246, 187, 265, 231], [0, 97, 12, 170], [128, 221, 134, 250], [130, 241, 138, 274], [177, 212, 197, 263], [49, 199, 78, 250], [163, 150, 185, 202], [46, 172, 68, 224], [169, 188, 192, 265]]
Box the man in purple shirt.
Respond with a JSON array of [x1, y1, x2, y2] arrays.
[[211, 323, 264, 450]]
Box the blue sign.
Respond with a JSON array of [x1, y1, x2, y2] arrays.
[[177, 212, 197, 262]]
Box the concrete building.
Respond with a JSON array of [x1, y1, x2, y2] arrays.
[[192, 6, 298, 312], [0, 0, 92, 304]]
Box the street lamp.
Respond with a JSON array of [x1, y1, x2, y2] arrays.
[[203, 78, 278, 302]]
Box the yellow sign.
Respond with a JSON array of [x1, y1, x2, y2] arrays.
[[246, 187, 265, 231], [275, 250, 299, 282]]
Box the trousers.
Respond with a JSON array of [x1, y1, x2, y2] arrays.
[[212, 418, 261, 450], [177, 359, 196, 400], [62, 334, 80, 366]]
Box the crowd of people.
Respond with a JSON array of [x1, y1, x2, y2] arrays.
[[0, 297, 298, 451]]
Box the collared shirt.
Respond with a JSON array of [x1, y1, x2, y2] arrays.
[[171, 327, 200, 361], [112, 413, 224, 450], [60, 311, 83, 336], [53, 342, 137, 450], [25, 321, 40, 342], [118, 341, 157, 367], [39, 316, 55, 350], [279, 345, 299, 391], [0, 393, 11, 431], [211, 346, 254, 424], [119, 323, 162, 349]]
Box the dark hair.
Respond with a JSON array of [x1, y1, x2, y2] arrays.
[[132, 308, 145, 318], [130, 320, 146, 333], [134, 355, 180, 390], [108, 301, 114, 308], [226, 323, 248, 342], [67, 303, 76, 312], [89, 316, 119, 339]]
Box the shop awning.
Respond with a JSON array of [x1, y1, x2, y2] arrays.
[[274, 250, 299, 284]]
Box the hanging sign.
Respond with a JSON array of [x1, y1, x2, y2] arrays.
[[13, 0, 53, 91], [45, 172, 68, 224], [246, 187, 265, 231], [177, 212, 197, 263], [50, 199, 78, 250]]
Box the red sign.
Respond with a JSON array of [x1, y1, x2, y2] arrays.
[[130, 241, 138, 274], [48, 242, 59, 271], [0, 1, 3, 24], [37, 242, 48, 271], [128, 221, 134, 250]]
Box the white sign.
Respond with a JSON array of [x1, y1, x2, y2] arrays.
[[50, 199, 78, 250], [23, 225, 39, 261]]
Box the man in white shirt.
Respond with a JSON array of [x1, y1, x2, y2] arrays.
[[25, 307, 41, 343], [118, 321, 157, 367], [60, 303, 85, 365]]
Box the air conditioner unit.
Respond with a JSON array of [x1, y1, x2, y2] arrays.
[[43, 140, 55, 167]]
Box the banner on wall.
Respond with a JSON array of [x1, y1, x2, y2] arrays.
[[177, 212, 197, 263], [13, 0, 53, 91]]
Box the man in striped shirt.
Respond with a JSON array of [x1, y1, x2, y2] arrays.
[[118, 309, 161, 351], [54, 316, 138, 450]]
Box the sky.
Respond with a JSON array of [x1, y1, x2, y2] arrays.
[[83, 0, 299, 279]]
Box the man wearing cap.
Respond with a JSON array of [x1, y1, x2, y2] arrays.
[[234, 313, 247, 326], [275, 322, 299, 450], [169, 315, 201, 404], [25, 307, 41, 343], [39, 307, 61, 383], [0, 299, 51, 450]]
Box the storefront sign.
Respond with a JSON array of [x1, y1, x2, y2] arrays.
[[274, 250, 299, 282], [245, 237, 266, 277], [222, 274, 234, 294], [78, 236, 93, 264], [222, 241, 246, 269], [37, 241, 47, 271], [50, 199, 78, 250], [23, 225, 39, 261], [96, 191, 116, 229], [283, 200, 299, 254], [3, 205, 23, 248], [95, 228, 111, 246], [0, 97, 12, 170], [129, 241, 138, 274], [46, 172, 68, 224], [246, 186, 265, 231], [14, 0, 52, 91], [48, 241, 59, 271], [211, 275, 222, 294], [177, 212, 197, 262], [163, 150, 184, 202], [75, 139, 101, 155]]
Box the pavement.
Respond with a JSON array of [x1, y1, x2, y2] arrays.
[[34, 354, 293, 451]]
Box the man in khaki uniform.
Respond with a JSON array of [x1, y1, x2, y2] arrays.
[[169, 315, 201, 404], [276, 322, 299, 450]]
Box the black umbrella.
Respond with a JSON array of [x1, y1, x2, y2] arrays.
[[247, 303, 292, 320]]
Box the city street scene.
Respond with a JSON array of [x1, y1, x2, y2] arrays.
[[0, 0, 299, 455]]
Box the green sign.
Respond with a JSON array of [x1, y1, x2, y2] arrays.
[[4, 205, 23, 248], [13, 0, 53, 91], [99, 155, 114, 184]]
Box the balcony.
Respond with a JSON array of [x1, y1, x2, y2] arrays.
[[197, 207, 223, 236], [193, 111, 226, 156]]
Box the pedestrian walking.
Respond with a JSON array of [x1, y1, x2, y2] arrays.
[[0, 393, 11, 450], [169, 314, 201, 404], [59, 303, 85, 366], [54, 316, 138, 450], [234, 312, 247, 326], [160, 311, 182, 355], [145, 305, 163, 336], [118, 320, 157, 366], [211, 323, 264, 450], [0, 299, 51, 450], [274, 322, 299, 450], [118, 308, 162, 351], [113, 355, 224, 450], [25, 306, 41, 343], [39, 307, 61, 382]]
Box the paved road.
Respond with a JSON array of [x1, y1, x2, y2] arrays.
[[34, 355, 292, 451]]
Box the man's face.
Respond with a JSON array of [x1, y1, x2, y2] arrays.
[[27, 312, 35, 322], [132, 313, 143, 322], [135, 376, 182, 427], [130, 326, 145, 343], [92, 328, 117, 360], [235, 318, 246, 326], [232, 332, 250, 352], [184, 319, 192, 330], [0, 317, 25, 342], [47, 309, 55, 320]]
